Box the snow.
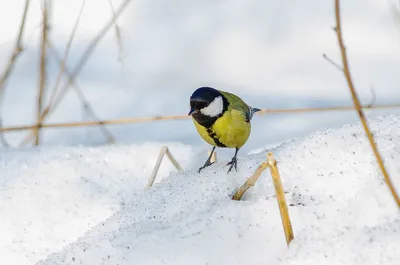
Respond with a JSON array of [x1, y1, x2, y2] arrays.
[[0, 142, 194, 265], [1, 114, 396, 265]]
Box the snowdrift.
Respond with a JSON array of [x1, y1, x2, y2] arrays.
[[35, 115, 400, 265], [0, 143, 194, 265]]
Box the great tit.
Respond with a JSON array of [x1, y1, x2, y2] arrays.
[[188, 86, 260, 173]]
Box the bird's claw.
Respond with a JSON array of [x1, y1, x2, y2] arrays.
[[226, 157, 238, 173], [197, 161, 214, 173]]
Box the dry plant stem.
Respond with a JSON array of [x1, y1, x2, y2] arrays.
[[0, 0, 30, 147], [208, 149, 217, 163], [165, 149, 184, 173], [267, 153, 294, 246], [81, 104, 116, 144], [0, 0, 30, 95], [108, 0, 124, 62], [20, 2, 85, 147], [2, 103, 400, 134], [56, 0, 132, 98], [322, 53, 343, 71], [232, 161, 268, 200], [21, 0, 132, 146], [46, 0, 85, 111], [18, 42, 117, 146], [48, 43, 116, 144], [147, 146, 168, 189], [147, 146, 183, 189], [0, 119, 9, 147], [334, 0, 400, 208], [35, 0, 49, 145]]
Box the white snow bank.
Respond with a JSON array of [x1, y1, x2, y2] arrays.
[[37, 115, 400, 265], [0, 142, 194, 265]]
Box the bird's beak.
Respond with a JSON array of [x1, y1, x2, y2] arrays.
[[188, 108, 197, 116]]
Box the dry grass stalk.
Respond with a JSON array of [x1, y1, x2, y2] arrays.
[[20, 1, 85, 146], [0, 119, 10, 147], [56, 0, 132, 96], [146, 146, 183, 189], [232, 153, 294, 246], [48, 42, 116, 144], [267, 153, 294, 246], [232, 160, 268, 201], [2, 103, 400, 134], [0, 0, 30, 94], [256, 104, 400, 115], [19, 41, 117, 147], [334, 0, 400, 208], [44, 0, 85, 116], [208, 149, 217, 163], [108, 0, 124, 63], [35, 0, 49, 145], [0, 0, 30, 147], [20, 0, 132, 146], [165, 148, 183, 172]]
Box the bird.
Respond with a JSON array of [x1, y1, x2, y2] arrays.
[[188, 86, 260, 173]]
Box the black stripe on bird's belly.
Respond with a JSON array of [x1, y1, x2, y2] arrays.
[[206, 128, 226, 147], [191, 113, 226, 147]]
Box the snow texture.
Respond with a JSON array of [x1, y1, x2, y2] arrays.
[[29, 114, 400, 265], [0, 142, 194, 265]]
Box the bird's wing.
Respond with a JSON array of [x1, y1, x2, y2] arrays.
[[219, 90, 252, 121]]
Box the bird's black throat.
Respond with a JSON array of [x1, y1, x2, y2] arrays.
[[191, 95, 229, 148], [191, 112, 218, 128]]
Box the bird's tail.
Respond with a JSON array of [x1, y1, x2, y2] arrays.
[[249, 106, 261, 120]]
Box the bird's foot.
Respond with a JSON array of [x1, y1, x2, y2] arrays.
[[226, 157, 238, 173], [197, 161, 214, 173]]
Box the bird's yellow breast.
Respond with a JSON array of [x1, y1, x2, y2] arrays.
[[192, 109, 251, 148]]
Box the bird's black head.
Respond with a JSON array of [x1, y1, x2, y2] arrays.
[[188, 87, 229, 128]]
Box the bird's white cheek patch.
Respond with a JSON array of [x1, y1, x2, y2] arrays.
[[200, 96, 223, 117]]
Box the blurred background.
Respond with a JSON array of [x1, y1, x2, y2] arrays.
[[0, 0, 400, 156]]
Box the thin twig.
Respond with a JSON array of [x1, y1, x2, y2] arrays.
[[267, 153, 294, 246], [232, 153, 294, 246], [165, 149, 183, 173], [232, 161, 268, 200], [334, 0, 400, 208], [107, 0, 124, 63], [50, 41, 116, 143], [81, 103, 116, 145], [45, 0, 85, 113], [147, 146, 168, 189], [2, 103, 400, 133], [58, 0, 132, 96], [20, 0, 133, 146], [147, 146, 183, 189], [0, 0, 30, 147], [0, 0, 30, 94], [367, 86, 376, 107], [0, 119, 9, 147], [322, 53, 343, 71], [208, 149, 217, 163], [19, 40, 117, 146], [35, 0, 49, 145]]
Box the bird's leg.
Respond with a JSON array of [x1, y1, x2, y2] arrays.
[[226, 148, 239, 173], [198, 146, 216, 173]]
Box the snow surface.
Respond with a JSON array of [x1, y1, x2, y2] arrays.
[[0, 142, 194, 265], [17, 114, 397, 265]]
